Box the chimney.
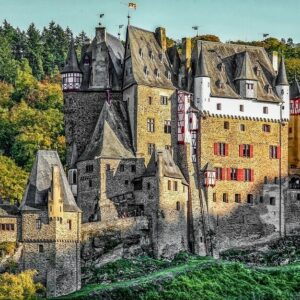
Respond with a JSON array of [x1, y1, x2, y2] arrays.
[[95, 26, 107, 43], [182, 38, 192, 69], [155, 27, 167, 51], [269, 51, 278, 74]]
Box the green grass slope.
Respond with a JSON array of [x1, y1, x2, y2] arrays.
[[56, 253, 300, 300]]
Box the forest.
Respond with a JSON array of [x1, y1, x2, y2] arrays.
[[0, 20, 300, 203]]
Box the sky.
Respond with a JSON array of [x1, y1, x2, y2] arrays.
[[0, 0, 299, 43]]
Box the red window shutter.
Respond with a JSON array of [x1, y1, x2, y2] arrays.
[[250, 145, 254, 158], [239, 145, 243, 157], [250, 169, 254, 182], [238, 169, 244, 181], [221, 168, 226, 180], [214, 143, 218, 155], [227, 168, 231, 181], [225, 144, 229, 156], [276, 146, 281, 159]]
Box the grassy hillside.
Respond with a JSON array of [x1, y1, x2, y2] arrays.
[[56, 253, 300, 300]]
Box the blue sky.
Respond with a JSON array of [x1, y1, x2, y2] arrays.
[[0, 0, 299, 42]]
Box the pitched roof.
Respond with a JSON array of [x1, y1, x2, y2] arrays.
[[144, 149, 188, 185], [0, 204, 19, 217], [79, 101, 134, 161], [290, 75, 300, 99], [20, 150, 80, 212], [276, 56, 289, 86], [61, 38, 82, 74], [234, 51, 258, 81], [123, 26, 175, 89], [195, 43, 209, 77], [192, 41, 281, 102]]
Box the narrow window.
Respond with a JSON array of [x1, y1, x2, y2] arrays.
[[139, 48, 143, 58], [223, 193, 228, 203], [262, 124, 271, 132], [235, 194, 241, 203], [274, 177, 278, 184], [164, 120, 171, 133], [131, 165, 136, 173], [174, 181, 178, 191], [224, 121, 229, 130], [240, 105, 244, 112], [270, 197, 276, 206], [36, 219, 42, 230], [38, 245, 44, 253], [289, 127, 292, 134], [263, 106, 268, 114], [168, 180, 171, 190], [106, 164, 111, 171], [247, 194, 254, 204], [147, 118, 155, 132], [148, 96, 152, 105], [244, 169, 251, 182], [148, 143, 155, 155], [297, 194, 300, 201], [215, 167, 224, 180], [217, 103, 221, 110], [260, 196, 264, 203], [160, 96, 168, 105], [214, 143, 228, 156], [86, 165, 93, 173], [240, 124, 245, 131], [120, 164, 125, 172], [89, 179, 92, 187], [270, 146, 278, 159], [72, 171, 77, 185], [125, 180, 129, 185], [213, 193, 217, 202], [67, 220, 72, 230], [231, 168, 238, 181], [176, 201, 181, 211], [147, 182, 151, 190]]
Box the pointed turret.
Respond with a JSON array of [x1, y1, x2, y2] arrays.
[[290, 75, 300, 99], [235, 51, 257, 81], [235, 51, 258, 99], [61, 38, 83, 91], [194, 42, 211, 110], [195, 44, 209, 77], [276, 56, 289, 86]]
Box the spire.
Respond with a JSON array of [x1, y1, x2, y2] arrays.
[[235, 51, 257, 81], [276, 56, 289, 86], [290, 74, 300, 99], [61, 37, 82, 74], [195, 43, 209, 77]]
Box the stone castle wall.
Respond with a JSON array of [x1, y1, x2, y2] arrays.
[[0, 216, 18, 243]]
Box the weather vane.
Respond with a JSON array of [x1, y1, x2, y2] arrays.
[[99, 13, 104, 26], [118, 24, 124, 39], [192, 26, 199, 37]]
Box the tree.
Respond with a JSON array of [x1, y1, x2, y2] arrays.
[[0, 270, 43, 300], [0, 155, 28, 203]]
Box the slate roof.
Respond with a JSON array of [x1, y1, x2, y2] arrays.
[[0, 204, 19, 217], [144, 149, 188, 185], [195, 45, 209, 77], [192, 41, 281, 102], [61, 38, 82, 74], [79, 100, 134, 161], [123, 26, 175, 89], [276, 56, 289, 86], [290, 76, 300, 99], [20, 150, 80, 212]]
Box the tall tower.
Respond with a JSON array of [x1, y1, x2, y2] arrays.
[[194, 43, 210, 111], [20, 151, 81, 298], [61, 38, 83, 92], [276, 56, 290, 120]]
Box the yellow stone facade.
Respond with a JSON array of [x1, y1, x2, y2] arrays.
[[288, 111, 300, 170], [135, 85, 176, 164], [200, 115, 288, 215]]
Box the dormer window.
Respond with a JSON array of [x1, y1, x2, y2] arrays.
[[216, 80, 225, 89], [167, 71, 171, 80], [139, 48, 143, 58], [255, 66, 262, 77], [144, 66, 149, 76], [246, 83, 254, 90], [218, 62, 225, 72], [159, 53, 163, 62], [83, 55, 90, 65], [154, 68, 160, 78], [266, 84, 272, 94], [149, 50, 154, 60]]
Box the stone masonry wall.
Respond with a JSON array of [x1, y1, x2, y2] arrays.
[[0, 216, 18, 243], [200, 115, 288, 254]]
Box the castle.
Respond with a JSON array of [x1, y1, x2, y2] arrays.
[[1, 22, 300, 298]]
